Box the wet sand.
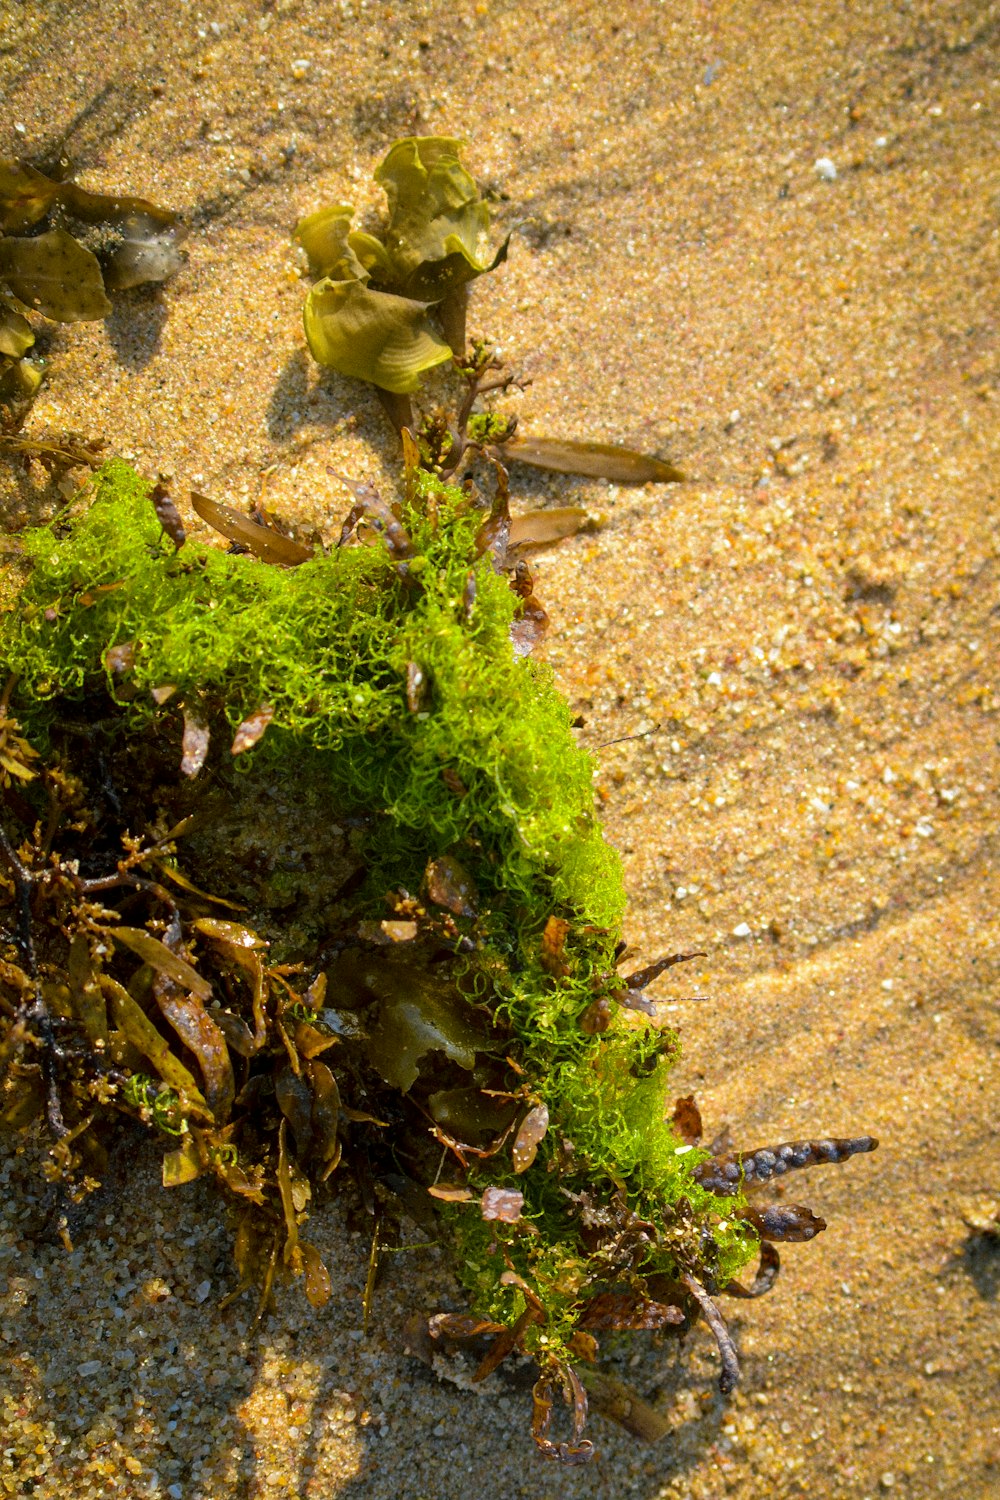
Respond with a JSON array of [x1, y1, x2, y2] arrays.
[[1, 2, 998, 1497]]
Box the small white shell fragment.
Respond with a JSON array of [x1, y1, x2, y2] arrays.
[[814, 156, 838, 181]]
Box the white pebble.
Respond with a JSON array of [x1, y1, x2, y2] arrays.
[[814, 156, 838, 181], [732, 921, 753, 938]]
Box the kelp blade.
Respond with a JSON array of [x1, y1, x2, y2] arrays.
[[303, 276, 452, 394], [504, 437, 685, 484], [374, 136, 493, 299], [0, 228, 111, 321]]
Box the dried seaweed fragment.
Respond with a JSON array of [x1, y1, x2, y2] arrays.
[[680, 1271, 740, 1395], [0, 159, 182, 406], [694, 1135, 878, 1194], [190, 491, 312, 566], [531, 1367, 594, 1465], [579, 1293, 684, 1332], [503, 436, 684, 485], [722, 1240, 781, 1299]]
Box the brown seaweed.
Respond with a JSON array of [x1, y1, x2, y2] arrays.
[[0, 158, 183, 406], [694, 1135, 878, 1194]]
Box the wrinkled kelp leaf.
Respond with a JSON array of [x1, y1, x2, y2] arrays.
[[374, 136, 496, 300], [0, 305, 35, 357], [0, 160, 62, 233], [303, 275, 452, 394], [297, 137, 508, 396], [62, 195, 183, 291], [363, 957, 488, 1092], [294, 204, 387, 282]]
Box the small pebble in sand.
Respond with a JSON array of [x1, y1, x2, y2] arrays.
[[814, 156, 838, 181]]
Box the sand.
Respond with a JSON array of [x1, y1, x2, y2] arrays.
[[1, 2, 998, 1496]]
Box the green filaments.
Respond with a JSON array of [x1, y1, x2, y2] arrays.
[[1, 460, 757, 1369], [3, 461, 621, 926]]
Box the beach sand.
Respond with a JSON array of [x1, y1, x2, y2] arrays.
[[1, 2, 998, 1496]]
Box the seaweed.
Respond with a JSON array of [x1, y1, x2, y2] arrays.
[[0, 137, 879, 1462], [0, 158, 184, 406], [0, 453, 877, 1458], [297, 138, 684, 486]]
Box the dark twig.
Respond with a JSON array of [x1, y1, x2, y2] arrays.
[[722, 1241, 780, 1299], [679, 1271, 740, 1394]]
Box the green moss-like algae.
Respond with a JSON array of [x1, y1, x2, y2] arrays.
[[7, 461, 620, 924], [1, 460, 755, 1379]]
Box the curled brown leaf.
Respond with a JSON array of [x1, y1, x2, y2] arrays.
[[180, 708, 210, 778], [231, 704, 274, 756]]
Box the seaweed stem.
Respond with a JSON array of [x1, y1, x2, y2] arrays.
[[680, 1271, 740, 1394]]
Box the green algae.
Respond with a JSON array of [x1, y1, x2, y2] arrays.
[[0, 458, 758, 1455], [5, 460, 622, 923]]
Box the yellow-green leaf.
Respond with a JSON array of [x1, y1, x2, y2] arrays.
[[0, 304, 34, 358], [68, 931, 107, 1046], [162, 1135, 203, 1186], [303, 275, 452, 394], [0, 159, 61, 233], [295, 203, 366, 279], [375, 136, 491, 297], [101, 976, 211, 1117], [111, 926, 213, 1000]]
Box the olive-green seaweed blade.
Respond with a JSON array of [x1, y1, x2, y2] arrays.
[[303, 275, 453, 394], [295, 204, 369, 280], [374, 136, 495, 301], [0, 227, 111, 321], [93, 209, 185, 291], [503, 436, 685, 485], [0, 303, 35, 358], [0, 159, 61, 234]]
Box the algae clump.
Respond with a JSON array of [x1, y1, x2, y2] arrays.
[[0, 459, 773, 1458]]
